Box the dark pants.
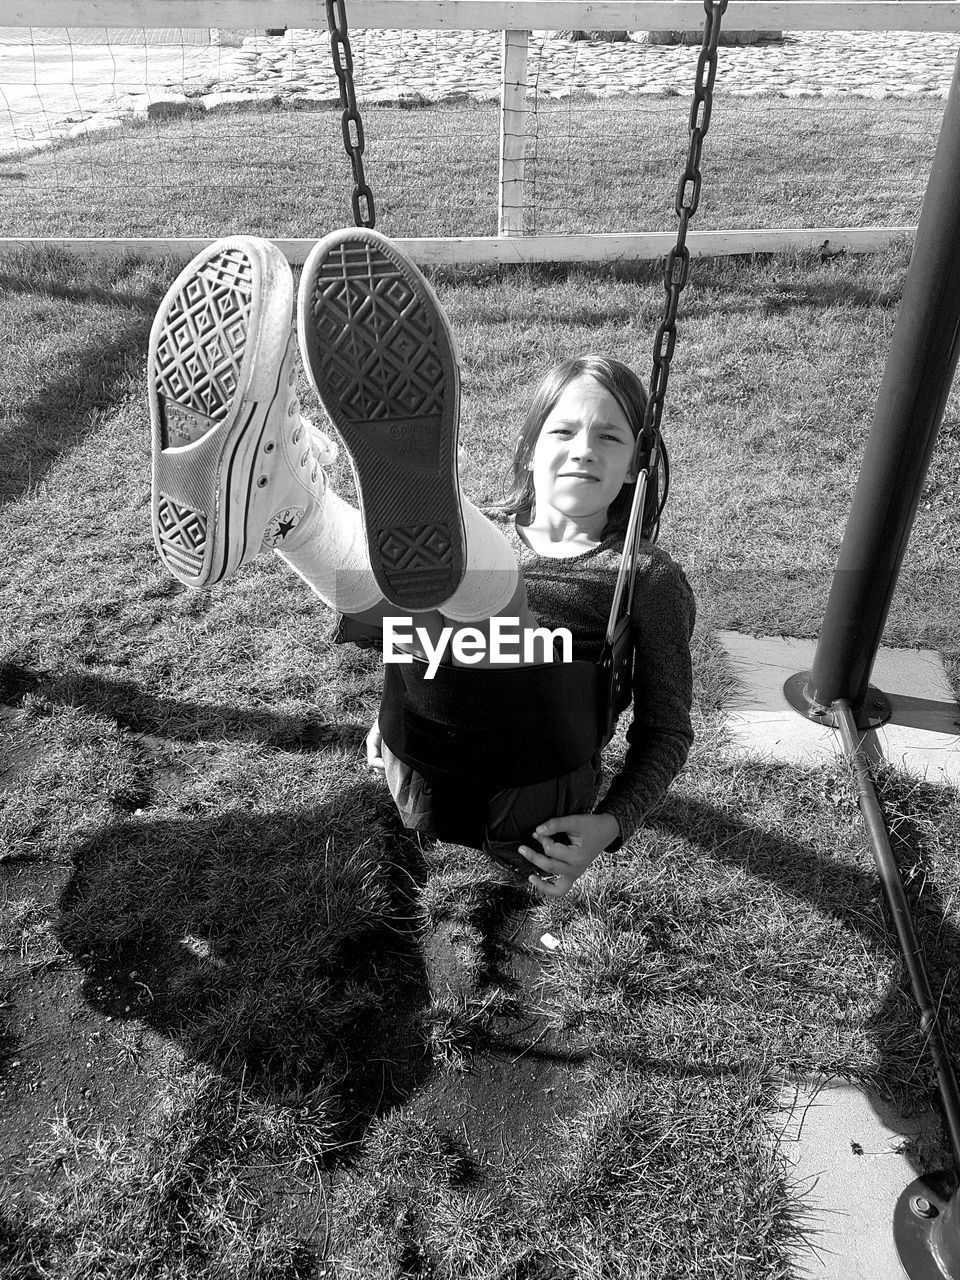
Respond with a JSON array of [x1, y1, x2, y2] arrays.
[[382, 744, 603, 874]]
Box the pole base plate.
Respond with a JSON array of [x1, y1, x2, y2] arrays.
[[783, 671, 892, 729], [893, 1175, 960, 1279]]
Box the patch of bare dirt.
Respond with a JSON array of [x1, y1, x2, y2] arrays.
[[0, 861, 175, 1212], [415, 899, 593, 1179]]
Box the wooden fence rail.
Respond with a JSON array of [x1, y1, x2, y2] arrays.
[[7, 2, 960, 34]]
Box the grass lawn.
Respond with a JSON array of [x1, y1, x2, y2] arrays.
[[0, 96, 943, 239], [1, 96, 960, 1279]]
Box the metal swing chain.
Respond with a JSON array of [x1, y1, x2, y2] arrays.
[[325, 0, 376, 228], [644, 0, 728, 452], [611, 0, 727, 640]]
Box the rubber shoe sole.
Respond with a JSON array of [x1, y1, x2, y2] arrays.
[[149, 237, 294, 589], [297, 228, 464, 613]]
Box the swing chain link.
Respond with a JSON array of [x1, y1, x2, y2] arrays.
[[643, 0, 728, 447], [325, 0, 376, 228]]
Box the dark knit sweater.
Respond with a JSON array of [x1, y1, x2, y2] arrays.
[[333, 514, 695, 847], [489, 511, 695, 845]]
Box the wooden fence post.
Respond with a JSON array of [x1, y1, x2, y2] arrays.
[[499, 29, 529, 236]]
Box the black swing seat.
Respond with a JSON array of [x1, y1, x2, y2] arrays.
[[379, 619, 632, 788]]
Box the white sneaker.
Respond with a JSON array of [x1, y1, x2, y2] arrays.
[[148, 237, 329, 589], [297, 228, 465, 612]]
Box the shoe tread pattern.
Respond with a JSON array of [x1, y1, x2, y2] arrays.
[[307, 239, 462, 611], [152, 246, 256, 584], [312, 244, 445, 422], [156, 496, 206, 576], [154, 247, 253, 425], [377, 523, 454, 601]]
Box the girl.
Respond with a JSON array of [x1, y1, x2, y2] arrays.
[[149, 230, 694, 898]]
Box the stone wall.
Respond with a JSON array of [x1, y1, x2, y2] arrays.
[[549, 27, 783, 48]]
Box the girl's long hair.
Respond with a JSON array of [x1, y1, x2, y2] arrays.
[[499, 355, 670, 542]]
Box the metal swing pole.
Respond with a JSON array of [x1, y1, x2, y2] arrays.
[[785, 44, 960, 728], [782, 43, 960, 1280]]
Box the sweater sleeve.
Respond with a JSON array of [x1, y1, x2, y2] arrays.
[[594, 550, 695, 846]]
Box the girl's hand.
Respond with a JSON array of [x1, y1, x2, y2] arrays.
[[365, 719, 385, 773], [519, 812, 621, 898]]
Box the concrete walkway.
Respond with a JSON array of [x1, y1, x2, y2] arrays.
[[720, 631, 960, 1280], [0, 27, 957, 158]]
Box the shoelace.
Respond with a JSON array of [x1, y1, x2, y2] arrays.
[[284, 368, 317, 483], [282, 344, 338, 483]]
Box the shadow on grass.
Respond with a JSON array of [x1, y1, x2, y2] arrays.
[[684, 262, 905, 316], [650, 785, 960, 1187], [0, 326, 147, 507], [0, 266, 164, 315], [0, 1203, 52, 1280], [451, 251, 908, 316], [0, 661, 366, 754], [0, 251, 168, 508], [53, 782, 434, 1158]]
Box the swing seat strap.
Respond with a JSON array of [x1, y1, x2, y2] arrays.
[[379, 658, 608, 787]]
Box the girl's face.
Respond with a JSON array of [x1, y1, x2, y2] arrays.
[[529, 375, 637, 526]]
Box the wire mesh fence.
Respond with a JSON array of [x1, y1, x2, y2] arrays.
[[0, 25, 952, 246]]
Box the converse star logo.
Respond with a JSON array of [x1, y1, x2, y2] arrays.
[[263, 507, 304, 547]]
